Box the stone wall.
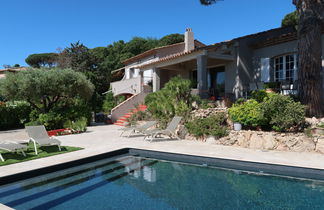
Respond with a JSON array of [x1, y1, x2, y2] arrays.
[[214, 130, 324, 154]]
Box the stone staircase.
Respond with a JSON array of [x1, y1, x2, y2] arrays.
[[111, 92, 148, 126], [114, 104, 147, 126]]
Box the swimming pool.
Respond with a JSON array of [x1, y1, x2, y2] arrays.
[[1, 149, 324, 209]]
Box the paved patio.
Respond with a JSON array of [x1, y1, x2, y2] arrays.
[[1, 124, 324, 179]]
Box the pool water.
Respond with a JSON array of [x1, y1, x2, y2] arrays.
[[1, 155, 324, 210]]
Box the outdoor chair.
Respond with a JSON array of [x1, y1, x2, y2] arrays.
[[0, 141, 27, 162], [120, 121, 157, 137], [25, 125, 61, 155], [143, 116, 182, 142]]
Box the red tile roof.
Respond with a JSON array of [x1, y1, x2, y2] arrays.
[[122, 40, 206, 65]]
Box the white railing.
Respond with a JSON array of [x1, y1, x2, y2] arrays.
[[110, 77, 142, 96]]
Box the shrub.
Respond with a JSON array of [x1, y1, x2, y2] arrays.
[[27, 98, 91, 130], [102, 91, 125, 113], [27, 111, 65, 131], [127, 110, 153, 126], [251, 90, 269, 103], [64, 117, 88, 133], [0, 102, 32, 130], [262, 94, 305, 132], [228, 99, 265, 128], [145, 76, 194, 127], [185, 113, 228, 139]]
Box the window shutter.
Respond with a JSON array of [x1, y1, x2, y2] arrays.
[[261, 58, 270, 82]]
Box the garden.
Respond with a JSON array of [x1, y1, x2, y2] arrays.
[[128, 76, 324, 154]]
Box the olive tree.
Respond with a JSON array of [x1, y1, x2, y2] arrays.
[[0, 68, 94, 113]]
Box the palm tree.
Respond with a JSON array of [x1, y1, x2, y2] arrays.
[[200, 0, 324, 117]]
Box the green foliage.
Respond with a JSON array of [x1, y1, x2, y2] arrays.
[[127, 111, 153, 126], [282, 11, 299, 27], [0, 68, 94, 114], [0, 144, 82, 166], [317, 123, 324, 128], [200, 0, 221, 5], [0, 102, 32, 130], [64, 117, 88, 133], [25, 53, 58, 68], [30, 111, 66, 130], [230, 93, 306, 132], [262, 94, 305, 132], [27, 98, 92, 130], [102, 91, 125, 113], [185, 113, 228, 138], [228, 99, 265, 128], [158, 34, 184, 46], [251, 90, 268, 103], [145, 77, 194, 126]]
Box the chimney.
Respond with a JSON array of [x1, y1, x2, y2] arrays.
[[184, 28, 194, 52]]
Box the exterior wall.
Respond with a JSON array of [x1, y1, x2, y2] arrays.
[[252, 40, 298, 82], [125, 56, 158, 79], [234, 39, 254, 98]]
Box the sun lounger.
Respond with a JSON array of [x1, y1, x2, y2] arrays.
[[25, 125, 61, 155], [0, 141, 27, 162], [143, 116, 182, 142], [120, 121, 157, 137]]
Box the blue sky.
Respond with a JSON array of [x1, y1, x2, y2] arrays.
[[0, 0, 295, 66]]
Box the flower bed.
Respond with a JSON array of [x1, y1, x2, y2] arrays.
[[47, 128, 72, 136]]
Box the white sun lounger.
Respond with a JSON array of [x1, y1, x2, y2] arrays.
[[120, 121, 157, 137], [0, 141, 27, 162], [25, 125, 61, 155], [143, 116, 182, 142]]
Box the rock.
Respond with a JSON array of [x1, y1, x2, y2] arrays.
[[206, 136, 216, 144], [276, 143, 288, 151], [244, 130, 252, 141], [249, 133, 263, 149], [218, 135, 237, 146], [191, 101, 199, 109], [291, 137, 315, 152], [263, 134, 276, 150], [316, 138, 324, 154], [305, 117, 320, 128], [177, 125, 187, 139], [237, 133, 249, 147], [284, 136, 299, 148]]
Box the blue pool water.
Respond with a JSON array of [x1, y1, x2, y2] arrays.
[[1, 155, 324, 210]]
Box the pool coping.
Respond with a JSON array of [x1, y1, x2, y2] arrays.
[[1, 148, 324, 187]]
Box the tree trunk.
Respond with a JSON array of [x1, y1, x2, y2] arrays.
[[295, 0, 324, 117]]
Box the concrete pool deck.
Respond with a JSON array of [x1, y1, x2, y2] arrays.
[[1, 124, 324, 179]]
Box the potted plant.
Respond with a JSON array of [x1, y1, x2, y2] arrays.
[[233, 122, 242, 131]]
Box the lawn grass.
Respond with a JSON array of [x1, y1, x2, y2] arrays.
[[0, 143, 83, 167]]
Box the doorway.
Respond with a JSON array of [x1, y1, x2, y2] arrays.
[[208, 66, 225, 99]]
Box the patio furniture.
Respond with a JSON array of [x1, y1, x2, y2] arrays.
[[143, 116, 182, 142], [120, 121, 157, 137], [0, 141, 27, 162], [25, 125, 61, 155]]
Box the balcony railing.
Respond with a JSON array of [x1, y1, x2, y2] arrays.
[[111, 77, 142, 96]]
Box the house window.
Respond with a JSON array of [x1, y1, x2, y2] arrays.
[[274, 54, 297, 82]]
